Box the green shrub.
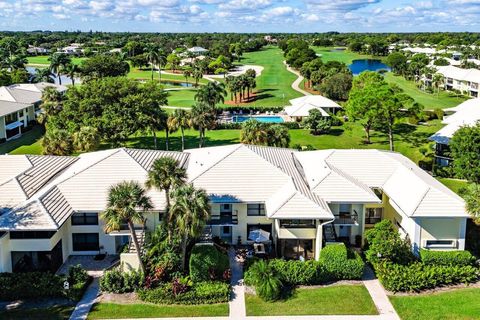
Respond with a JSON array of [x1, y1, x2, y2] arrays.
[[100, 268, 144, 293], [320, 244, 365, 280], [189, 245, 229, 282], [377, 262, 480, 293], [434, 108, 444, 120], [0, 272, 64, 300], [68, 264, 89, 285], [138, 281, 229, 305], [268, 259, 328, 285], [420, 249, 476, 266], [365, 219, 415, 265], [245, 260, 282, 301]]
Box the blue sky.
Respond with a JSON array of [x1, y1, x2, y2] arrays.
[[0, 0, 479, 32]]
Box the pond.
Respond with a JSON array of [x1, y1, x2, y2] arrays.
[[161, 81, 194, 87], [26, 66, 77, 85], [348, 59, 391, 76]]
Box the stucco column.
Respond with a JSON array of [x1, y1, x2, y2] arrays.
[[315, 219, 322, 261]]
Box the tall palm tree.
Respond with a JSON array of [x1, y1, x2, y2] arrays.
[[32, 68, 54, 83], [145, 44, 159, 81], [268, 125, 290, 148], [157, 50, 167, 82], [240, 119, 269, 146], [170, 183, 210, 270], [194, 81, 226, 108], [167, 108, 191, 151], [145, 157, 187, 227], [48, 53, 71, 85], [64, 63, 79, 86], [101, 181, 153, 274], [190, 102, 217, 148], [462, 183, 480, 225]]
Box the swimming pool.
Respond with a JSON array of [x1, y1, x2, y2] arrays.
[[232, 116, 284, 123]]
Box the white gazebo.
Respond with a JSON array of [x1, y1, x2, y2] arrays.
[[284, 95, 342, 121]]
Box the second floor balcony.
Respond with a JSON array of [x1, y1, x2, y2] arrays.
[[334, 210, 359, 225]]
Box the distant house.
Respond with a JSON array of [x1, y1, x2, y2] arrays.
[[58, 44, 83, 55], [283, 95, 342, 121], [26, 46, 49, 55], [0, 83, 67, 142], [429, 98, 480, 166], [187, 46, 208, 56], [436, 65, 480, 97]]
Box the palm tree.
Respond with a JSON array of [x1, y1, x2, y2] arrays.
[[167, 109, 190, 151], [157, 50, 167, 82], [194, 81, 226, 108], [183, 67, 192, 83], [32, 68, 54, 83], [190, 102, 217, 148], [145, 44, 159, 81], [169, 183, 210, 270], [145, 157, 187, 226], [101, 181, 153, 274], [268, 125, 290, 148], [192, 63, 203, 87], [39, 86, 63, 123], [432, 73, 444, 96], [462, 184, 480, 225], [64, 63, 79, 86], [48, 53, 71, 85], [240, 119, 269, 145]]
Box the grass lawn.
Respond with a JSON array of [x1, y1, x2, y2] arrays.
[[384, 73, 467, 110], [245, 285, 378, 316], [166, 89, 197, 107], [389, 288, 480, 320], [312, 47, 374, 64], [27, 55, 86, 66], [437, 178, 468, 195], [0, 125, 44, 155], [0, 305, 74, 320], [87, 302, 229, 319], [127, 68, 209, 86]]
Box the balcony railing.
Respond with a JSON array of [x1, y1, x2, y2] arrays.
[[365, 217, 382, 225], [208, 211, 238, 225], [334, 210, 358, 225]]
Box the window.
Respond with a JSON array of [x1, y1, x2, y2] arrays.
[[425, 240, 456, 249], [10, 231, 56, 239], [71, 212, 98, 225], [247, 203, 265, 216], [220, 204, 232, 215], [72, 233, 99, 251], [339, 204, 351, 214], [280, 220, 315, 228], [4, 112, 18, 125], [365, 208, 383, 224]]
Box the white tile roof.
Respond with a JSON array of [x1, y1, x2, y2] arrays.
[[0, 144, 468, 230], [285, 95, 341, 117], [436, 66, 480, 84], [430, 98, 480, 144]]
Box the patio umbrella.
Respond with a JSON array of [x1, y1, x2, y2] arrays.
[[248, 229, 270, 243]]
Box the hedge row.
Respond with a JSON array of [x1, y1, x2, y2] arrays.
[[0, 265, 90, 301], [137, 281, 230, 305], [248, 244, 364, 286], [100, 268, 144, 293], [420, 249, 476, 266], [189, 245, 229, 282], [376, 262, 480, 293]]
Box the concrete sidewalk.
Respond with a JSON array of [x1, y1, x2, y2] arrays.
[[284, 61, 312, 96], [228, 248, 246, 319], [69, 271, 102, 320]]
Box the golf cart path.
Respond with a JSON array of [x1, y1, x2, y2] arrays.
[[284, 61, 312, 96]]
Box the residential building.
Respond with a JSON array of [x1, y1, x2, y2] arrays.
[[429, 98, 480, 166], [187, 46, 208, 56], [0, 83, 66, 142], [0, 145, 468, 272], [436, 65, 480, 97], [26, 46, 49, 55]]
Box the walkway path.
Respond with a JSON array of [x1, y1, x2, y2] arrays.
[[228, 248, 246, 319], [284, 61, 311, 96], [362, 267, 400, 320], [69, 271, 102, 320]]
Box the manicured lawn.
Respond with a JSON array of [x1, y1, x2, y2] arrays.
[[27, 55, 86, 66], [127, 68, 209, 85], [166, 89, 197, 107], [390, 288, 480, 320], [87, 302, 229, 319], [6, 120, 441, 166], [0, 125, 44, 155], [245, 285, 378, 316], [228, 46, 302, 106], [384, 73, 467, 110], [437, 178, 468, 195], [312, 47, 374, 64], [0, 305, 74, 320]]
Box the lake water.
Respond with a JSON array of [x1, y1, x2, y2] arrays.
[[26, 66, 76, 85], [348, 59, 391, 76], [162, 81, 193, 87]]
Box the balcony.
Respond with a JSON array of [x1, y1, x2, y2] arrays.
[[208, 211, 238, 225], [334, 210, 358, 225]]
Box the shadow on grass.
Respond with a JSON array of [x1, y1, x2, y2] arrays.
[[0, 125, 45, 155]]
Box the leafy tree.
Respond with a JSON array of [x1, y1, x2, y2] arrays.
[[450, 122, 480, 184], [42, 129, 74, 156], [268, 125, 290, 148], [434, 58, 450, 66], [10, 69, 29, 83], [79, 54, 129, 81], [102, 181, 153, 274], [302, 109, 331, 135], [320, 73, 353, 101], [166, 53, 181, 72], [461, 184, 480, 224], [345, 71, 385, 144], [386, 52, 407, 75], [39, 86, 64, 125], [73, 126, 100, 152], [169, 183, 210, 270], [167, 109, 190, 151]]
